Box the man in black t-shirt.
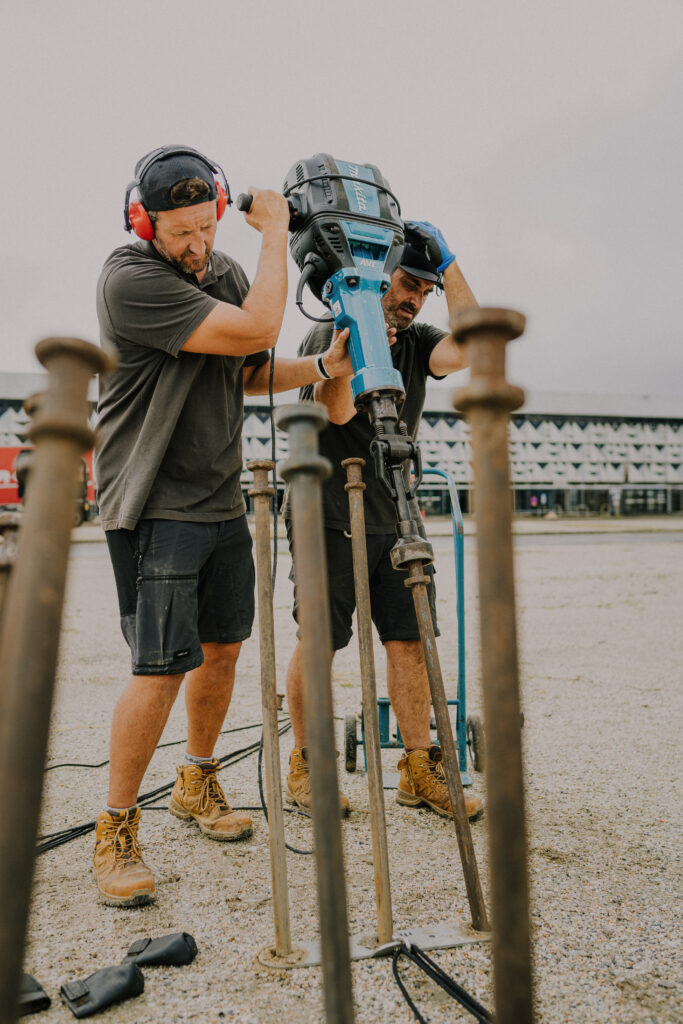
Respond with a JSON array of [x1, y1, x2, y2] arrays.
[[284, 221, 485, 823], [93, 147, 353, 908]]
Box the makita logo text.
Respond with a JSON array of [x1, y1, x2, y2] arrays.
[[349, 164, 368, 211]]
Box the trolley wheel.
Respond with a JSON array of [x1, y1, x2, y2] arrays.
[[466, 714, 486, 773], [344, 714, 358, 773]]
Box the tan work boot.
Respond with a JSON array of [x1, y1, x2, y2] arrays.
[[169, 758, 252, 840], [285, 747, 350, 818], [93, 807, 155, 907], [397, 745, 484, 821]]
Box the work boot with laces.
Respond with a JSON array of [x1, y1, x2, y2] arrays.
[[285, 747, 350, 818], [169, 758, 252, 840], [397, 744, 484, 821], [93, 806, 155, 907]]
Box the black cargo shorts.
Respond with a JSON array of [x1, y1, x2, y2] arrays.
[[106, 517, 255, 676], [287, 520, 438, 651]]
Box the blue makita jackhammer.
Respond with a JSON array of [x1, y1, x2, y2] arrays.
[[238, 153, 432, 563]]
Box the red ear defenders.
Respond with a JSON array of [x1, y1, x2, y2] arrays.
[[124, 146, 231, 240]]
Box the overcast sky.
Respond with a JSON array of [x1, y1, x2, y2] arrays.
[[1, 0, 681, 399]]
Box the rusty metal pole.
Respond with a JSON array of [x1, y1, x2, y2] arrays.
[[0, 338, 112, 1024], [400, 557, 490, 933], [247, 459, 293, 959], [276, 403, 354, 1024], [452, 307, 534, 1024], [342, 458, 393, 945]]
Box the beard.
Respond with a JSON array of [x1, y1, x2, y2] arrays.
[[155, 240, 212, 277], [176, 250, 211, 275], [382, 295, 418, 331]]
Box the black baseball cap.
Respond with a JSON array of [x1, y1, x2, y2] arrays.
[[136, 147, 218, 211], [399, 243, 441, 284]]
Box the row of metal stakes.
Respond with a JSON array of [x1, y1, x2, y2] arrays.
[[0, 308, 534, 1024], [250, 307, 533, 1023]]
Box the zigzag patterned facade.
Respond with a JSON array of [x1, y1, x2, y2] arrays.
[[242, 390, 683, 515], [1, 376, 681, 515]]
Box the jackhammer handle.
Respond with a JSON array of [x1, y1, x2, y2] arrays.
[[236, 193, 303, 227]]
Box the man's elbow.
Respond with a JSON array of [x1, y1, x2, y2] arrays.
[[326, 407, 356, 426], [244, 368, 269, 395]]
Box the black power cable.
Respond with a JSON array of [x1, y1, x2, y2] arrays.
[[37, 721, 293, 855], [391, 942, 493, 1023], [44, 719, 276, 772]]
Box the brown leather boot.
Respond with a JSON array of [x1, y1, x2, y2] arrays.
[[169, 758, 252, 840], [397, 745, 484, 821], [93, 807, 155, 907], [285, 747, 350, 818]]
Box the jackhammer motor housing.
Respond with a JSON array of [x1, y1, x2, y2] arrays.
[[283, 153, 404, 301], [283, 153, 406, 402]]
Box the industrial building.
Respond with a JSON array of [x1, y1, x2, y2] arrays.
[[2, 373, 681, 516]]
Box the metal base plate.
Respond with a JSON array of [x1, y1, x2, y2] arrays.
[[258, 921, 490, 969]]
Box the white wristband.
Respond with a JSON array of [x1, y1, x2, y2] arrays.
[[316, 353, 332, 380]]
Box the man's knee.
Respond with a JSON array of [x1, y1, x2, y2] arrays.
[[130, 671, 184, 703], [200, 641, 242, 671], [385, 639, 424, 666]]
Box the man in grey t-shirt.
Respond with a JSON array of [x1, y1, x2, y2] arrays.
[[93, 146, 352, 908]]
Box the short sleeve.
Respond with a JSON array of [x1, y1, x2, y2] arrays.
[[101, 261, 218, 358], [416, 323, 448, 380], [244, 349, 270, 368]]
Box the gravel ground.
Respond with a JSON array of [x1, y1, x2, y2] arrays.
[[23, 525, 682, 1023]]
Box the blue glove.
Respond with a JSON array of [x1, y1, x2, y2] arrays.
[[404, 220, 455, 273]]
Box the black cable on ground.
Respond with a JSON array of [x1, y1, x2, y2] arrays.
[[37, 721, 294, 855], [391, 943, 493, 1023], [44, 718, 279, 772]]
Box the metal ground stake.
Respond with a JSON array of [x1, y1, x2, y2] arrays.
[[402, 559, 490, 933], [276, 403, 354, 1024], [0, 338, 113, 1024], [453, 307, 535, 1024], [248, 459, 294, 960], [342, 457, 393, 945]]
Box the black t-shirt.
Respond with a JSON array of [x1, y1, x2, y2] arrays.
[[291, 320, 446, 533], [95, 241, 268, 531]]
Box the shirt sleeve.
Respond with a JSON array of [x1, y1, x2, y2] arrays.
[[244, 349, 270, 367], [101, 260, 219, 358], [417, 323, 449, 380]]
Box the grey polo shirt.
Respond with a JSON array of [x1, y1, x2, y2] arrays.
[[95, 240, 268, 531]]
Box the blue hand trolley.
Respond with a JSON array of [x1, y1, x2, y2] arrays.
[[343, 467, 485, 786]]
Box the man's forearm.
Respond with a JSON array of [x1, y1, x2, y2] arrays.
[[244, 326, 356, 403], [428, 261, 478, 377], [241, 226, 289, 342], [244, 360, 356, 422], [245, 354, 327, 395], [442, 260, 478, 314], [313, 376, 356, 424]]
